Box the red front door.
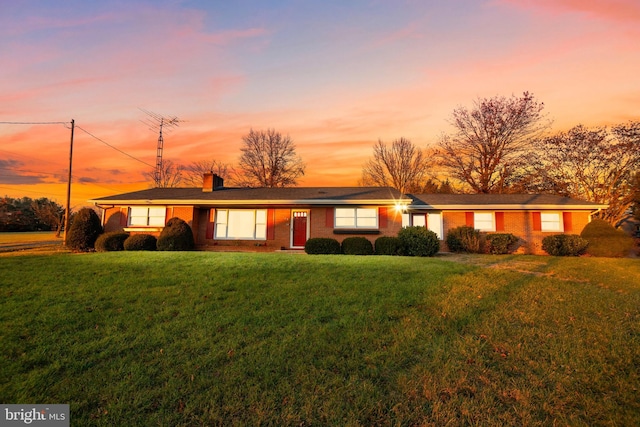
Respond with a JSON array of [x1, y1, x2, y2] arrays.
[[292, 211, 308, 247]]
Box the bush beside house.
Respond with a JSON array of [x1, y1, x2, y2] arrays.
[[398, 226, 440, 257], [305, 238, 342, 255], [375, 236, 402, 255], [485, 233, 518, 255], [580, 219, 634, 258], [542, 234, 589, 256], [446, 226, 483, 253], [124, 234, 157, 251], [95, 232, 129, 252], [157, 218, 195, 251], [341, 237, 374, 255], [66, 207, 103, 252]]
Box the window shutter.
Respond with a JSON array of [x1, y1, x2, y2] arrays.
[[532, 212, 542, 231], [165, 207, 172, 224], [205, 209, 215, 239], [424, 213, 429, 228], [465, 212, 474, 227], [563, 212, 573, 232], [267, 209, 276, 240], [495, 212, 505, 231], [378, 207, 388, 228], [326, 208, 334, 228], [120, 208, 128, 226]]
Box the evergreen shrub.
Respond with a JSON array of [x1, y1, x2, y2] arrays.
[[542, 234, 588, 256], [66, 207, 103, 252], [398, 226, 440, 257], [485, 233, 518, 255], [304, 238, 341, 255], [446, 226, 483, 253], [124, 234, 157, 251], [341, 237, 374, 255], [157, 217, 195, 251], [375, 236, 402, 255], [580, 219, 633, 258], [95, 231, 129, 252]]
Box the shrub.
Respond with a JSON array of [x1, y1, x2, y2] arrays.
[[485, 233, 518, 255], [446, 226, 483, 253], [580, 219, 633, 258], [341, 237, 374, 255], [157, 217, 195, 251], [542, 234, 589, 256], [66, 207, 103, 252], [375, 236, 402, 256], [95, 231, 129, 252], [124, 234, 157, 251], [304, 238, 342, 255], [398, 226, 440, 257]]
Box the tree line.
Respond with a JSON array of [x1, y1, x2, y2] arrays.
[[0, 197, 65, 232], [116, 92, 640, 228]]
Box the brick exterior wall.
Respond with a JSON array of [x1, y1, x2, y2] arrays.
[[440, 210, 593, 254]]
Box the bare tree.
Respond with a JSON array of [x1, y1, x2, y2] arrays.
[[236, 128, 305, 187], [361, 138, 430, 193], [31, 198, 65, 236], [436, 92, 550, 193], [143, 160, 185, 188], [182, 160, 231, 187], [535, 122, 640, 225]]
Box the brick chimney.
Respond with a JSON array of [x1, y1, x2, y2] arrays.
[[202, 172, 224, 192]]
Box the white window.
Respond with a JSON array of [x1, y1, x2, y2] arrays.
[[412, 214, 426, 227], [129, 207, 166, 226], [428, 212, 443, 240], [215, 209, 267, 240], [474, 212, 494, 232], [541, 212, 562, 232], [335, 208, 378, 229]]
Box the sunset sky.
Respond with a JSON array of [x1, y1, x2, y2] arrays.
[[1, 0, 639, 209]]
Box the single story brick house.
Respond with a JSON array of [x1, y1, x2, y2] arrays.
[[89, 173, 607, 254], [89, 174, 409, 251]]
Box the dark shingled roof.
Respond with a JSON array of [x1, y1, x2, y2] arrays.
[[89, 186, 408, 205], [407, 193, 607, 209]]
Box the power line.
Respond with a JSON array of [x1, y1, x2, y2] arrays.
[[0, 121, 69, 126], [75, 125, 155, 169]]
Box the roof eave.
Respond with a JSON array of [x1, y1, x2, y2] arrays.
[[408, 204, 609, 210]]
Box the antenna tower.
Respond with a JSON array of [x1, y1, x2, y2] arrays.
[[140, 109, 182, 187]]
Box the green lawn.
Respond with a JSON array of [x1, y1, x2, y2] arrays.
[[1, 252, 638, 426], [0, 231, 60, 244]]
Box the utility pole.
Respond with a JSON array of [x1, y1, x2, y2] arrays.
[[63, 119, 74, 246]]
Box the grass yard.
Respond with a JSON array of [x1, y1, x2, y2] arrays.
[[1, 252, 638, 426], [0, 231, 60, 244]]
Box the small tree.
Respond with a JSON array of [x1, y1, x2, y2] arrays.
[[580, 219, 633, 257], [66, 207, 103, 252], [236, 128, 305, 187], [157, 217, 195, 251]]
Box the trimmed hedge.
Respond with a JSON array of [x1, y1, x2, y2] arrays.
[[95, 232, 129, 252], [304, 238, 341, 255], [446, 226, 482, 253], [124, 234, 157, 251], [580, 219, 633, 258], [157, 217, 195, 251], [485, 233, 518, 255], [66, 207, 103, 252], [375, 236, 402, 256], [542, 234, 589, 256], [341, 237, 374, 255], [398, 226, 440, 257]]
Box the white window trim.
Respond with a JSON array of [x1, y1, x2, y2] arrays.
[[128, 206, 166, 227], [474, 212, 495, 232], [541, 212, 563, 232], [334, 207, 378, 229], [215, 209, 268, 240]]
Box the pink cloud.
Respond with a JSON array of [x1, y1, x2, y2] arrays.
[[497, 0, 640, 23]]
